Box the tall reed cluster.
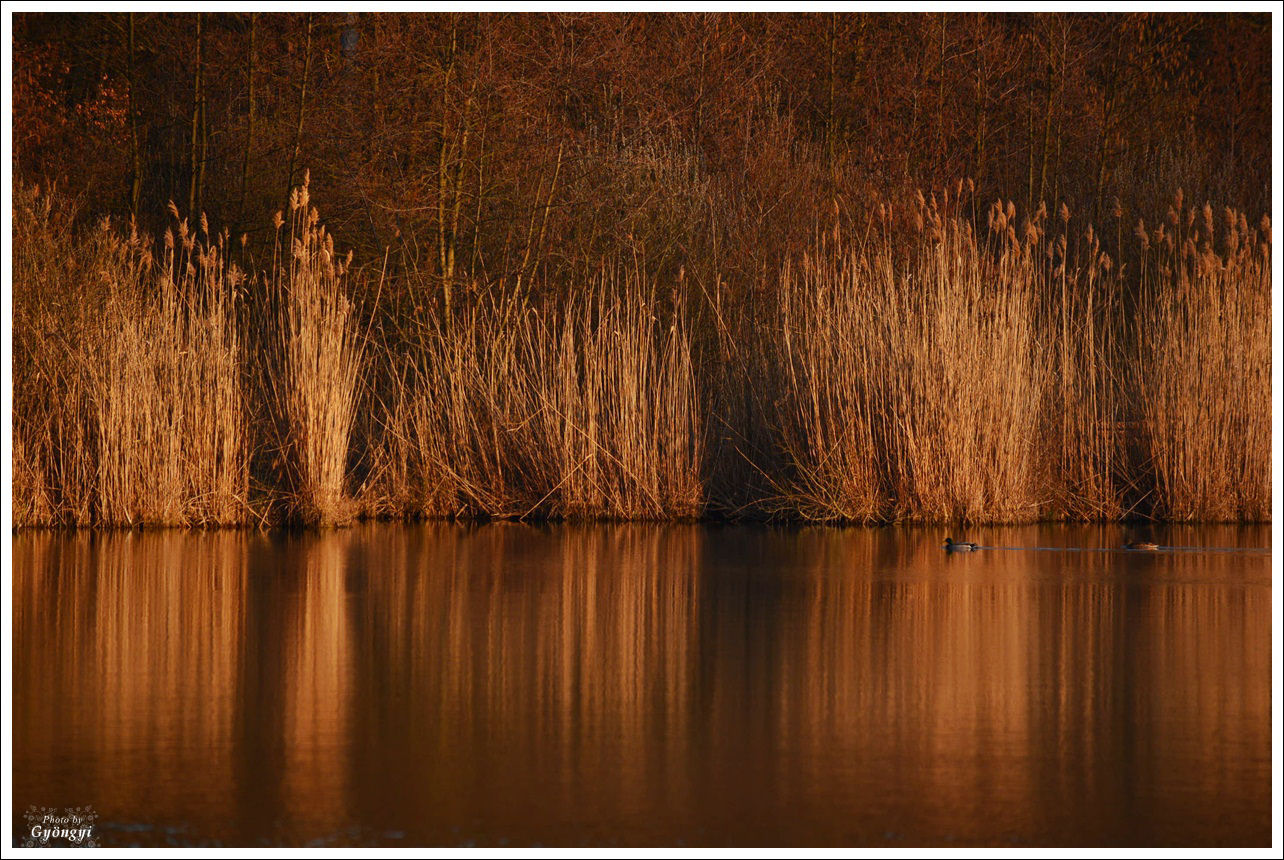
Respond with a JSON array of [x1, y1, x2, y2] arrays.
[[11, 182, 1271, 528], [1042, 211, 1126, 521], [12, 178, 360, 528], [93, 211, 247, 525], [259, 177, 364, 526], [756, 191, 1271, 523], [770, 199, 1045, 523], [1131, 204, 1272, 521], [13, 184, 247, 527]]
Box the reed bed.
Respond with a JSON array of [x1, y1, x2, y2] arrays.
[[93, 214, 247, 526], [11, 182, 1271, 528], [769, 196, 1045, 523], [374, 265, 703, 520], [1041, 214, 1129, 522], [1131, 207, 1272, 521], [879, 210, 1045, 523], [258, 176, 364, 526], [13, 184, 248, 527], [13, 183, 97, 526], [770, 247, 884, 522]]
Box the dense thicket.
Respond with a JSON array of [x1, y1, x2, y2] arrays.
[[14, 13, 1271, 288]]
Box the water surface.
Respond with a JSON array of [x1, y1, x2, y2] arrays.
[[12, 523, 1272, 846]]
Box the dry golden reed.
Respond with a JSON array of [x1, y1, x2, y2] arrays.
[[1131, 202, 1271, 521], [259, 174, 364, 526], [13, 183, 248, 527], [374, 263, 703, 520], [769, 200, 1044, 523], [11, 181, 1271, 528]]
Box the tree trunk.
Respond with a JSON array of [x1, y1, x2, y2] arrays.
[[238, 12, 258, 232], [187, 13, 203, 218], [436, 19, 459, 323], [826, 13, 837, 180], [285, 13, 315, 205], [1038, 56, 1054, 205], [127, 13, 141, 216]]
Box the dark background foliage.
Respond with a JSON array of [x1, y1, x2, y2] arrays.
[[13, 12, 1271, 292]]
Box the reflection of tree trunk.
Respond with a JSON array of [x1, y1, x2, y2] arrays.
[[188, 13, 203, 217], [238, 13, 258, 232], [127, 13, 141, 216], [285, 13, 314, 206]]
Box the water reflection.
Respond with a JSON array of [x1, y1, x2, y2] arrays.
[[12, 523, 1271, 846]]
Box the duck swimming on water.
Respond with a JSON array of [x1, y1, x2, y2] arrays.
[[943, 537, 980, 552]]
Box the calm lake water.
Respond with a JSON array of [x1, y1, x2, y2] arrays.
[[12, 523, 1273, 847]]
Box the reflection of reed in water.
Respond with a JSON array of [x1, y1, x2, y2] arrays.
[[344, 523, 704, 838], [749, 526, 1271, 844], [279, 531, 355, 838], [13, 531, 249, 832], [13, 529, 360, 843], [12, 524, 1272, 846]]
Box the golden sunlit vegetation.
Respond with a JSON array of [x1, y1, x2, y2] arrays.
[[9, 12, 1273, 527], [12, 179, 1270, 527]]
